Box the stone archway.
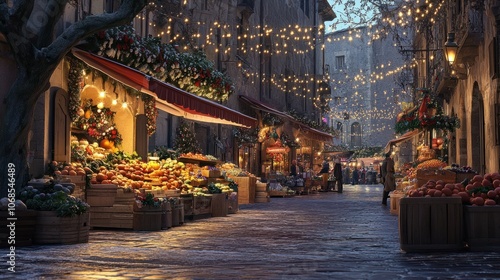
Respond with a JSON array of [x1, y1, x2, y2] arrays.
[[471, 82, 485, 174]]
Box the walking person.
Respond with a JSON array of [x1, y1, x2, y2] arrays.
[[381, 153, 396, 205], [333, 158, 343, 192]]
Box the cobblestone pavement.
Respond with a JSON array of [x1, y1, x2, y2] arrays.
[[2, 184, 500, 279]]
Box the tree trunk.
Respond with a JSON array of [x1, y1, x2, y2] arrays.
[[0, 63, 52, 197]]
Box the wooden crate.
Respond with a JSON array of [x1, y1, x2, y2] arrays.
[[114, 189, 135, 205], [455, 172, 477, 184], [86, 184, 117, 207], [193, 195, 212, 216], [389, 191, 405, 215], [180, 195, 193, 217], [399, 197, 464, 252], [89, 205, 134, 229], [211, 193, 228, 217], [230, 176, 256, 204], [416, 169, 456, 187], [201, 170, 221, 178], [228, 193, 239, 214], [463, 206, 500, 251]]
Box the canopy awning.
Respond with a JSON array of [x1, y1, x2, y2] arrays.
[[384, 130, 422, 153], [72, 49, 256, 128], [239, 95, 334, 142]]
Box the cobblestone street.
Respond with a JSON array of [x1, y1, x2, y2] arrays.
[[3, 184, 500, 279]]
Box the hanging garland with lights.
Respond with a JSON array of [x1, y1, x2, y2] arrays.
[[142, 94, 158, 136], [68, 56, 85, 122], [68, 55, 158, 137], [84, 25, 234, 101], [395, 91, 460, 135], [233, 127, 259, 148]]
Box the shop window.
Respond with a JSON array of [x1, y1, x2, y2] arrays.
[[336, 55, 345, 70]]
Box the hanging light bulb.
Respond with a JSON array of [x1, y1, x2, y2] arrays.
[[112, 99, 118, 106], [122, 101, 128, 109], [97, 102, 104, 109], [99, 91, 106, 98]]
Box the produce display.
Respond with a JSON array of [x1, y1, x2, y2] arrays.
[[48, 149, 240, 196], [405, 173, 500, 206]]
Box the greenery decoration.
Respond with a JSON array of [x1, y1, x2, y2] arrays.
[[233, 127, 259, 147], [68, 56, 85, 122], [173, 120, 202, 154], [142, 94, 158, 136], [262, 113, 284, 127]]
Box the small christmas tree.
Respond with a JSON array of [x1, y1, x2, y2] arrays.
[[173, 120, 202, 154]]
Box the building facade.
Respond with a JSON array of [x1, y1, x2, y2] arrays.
[[324, 26, 410, 149]]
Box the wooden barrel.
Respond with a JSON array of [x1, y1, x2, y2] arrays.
[[161, 201, 172, 230], [171, 206, 180, 227], [86, 184, 117, 207], [256, 182, 267, 192], [0, 210, 38, 247], [133, 205, 162, 231], [34, 211, 89, 245], [255, 191, 270, 203], [211, 193, 228, 217]]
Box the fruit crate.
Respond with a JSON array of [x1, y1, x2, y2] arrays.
[[416, 169, 456, 188], [86, 184, 117, 207], [89, 205, 134, 229], [463, 205, 500, 251], [399, 197, 464, 252]]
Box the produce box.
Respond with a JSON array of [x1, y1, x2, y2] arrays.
[[228, 193, 238, 214], [229, 176, 256, 204], [455, 172, 477, 184], [416, 169, 456, 187], [89, 205, 134, 229], [86, 184, 117, 207], [211, 193, 228, 217], [389, 191, 405, 215], [399, 197, 463, 252], [201, 170, 221, 178], [114, 188, 135, 205], [193, 195, 212, 216], [463, 205, 500, 251]]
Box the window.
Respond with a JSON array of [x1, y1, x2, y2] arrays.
[[300, 0, 310, 17], [336, 55, 345, 70], [333, 96, 341, 105]]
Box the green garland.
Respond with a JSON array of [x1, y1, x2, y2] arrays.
[[87, 25, 234, 101]]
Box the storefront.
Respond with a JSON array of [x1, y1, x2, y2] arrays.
[[239, 95, 334, 178]]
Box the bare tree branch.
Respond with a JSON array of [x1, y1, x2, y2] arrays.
[[42, 0, 149, 63], [37, 0, 69, 47]]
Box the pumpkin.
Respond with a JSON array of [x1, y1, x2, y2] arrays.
[[100, 139, 114, 149]]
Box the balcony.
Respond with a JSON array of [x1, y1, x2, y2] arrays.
[[454, 1, 484, 66]]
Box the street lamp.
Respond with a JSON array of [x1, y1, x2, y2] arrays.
[[444, 32, 459, 65]]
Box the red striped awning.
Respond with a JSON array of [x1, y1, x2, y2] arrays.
[[72, 49, 256, 128], [239, 95, 334, 142]]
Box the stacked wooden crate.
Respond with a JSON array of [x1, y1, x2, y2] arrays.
[[89, 188, 135, 229]]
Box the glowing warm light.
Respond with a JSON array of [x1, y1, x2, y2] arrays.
[[122, 102, 128, 109], [97, 102, 104, 109], [99, 91, 106, 98]]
